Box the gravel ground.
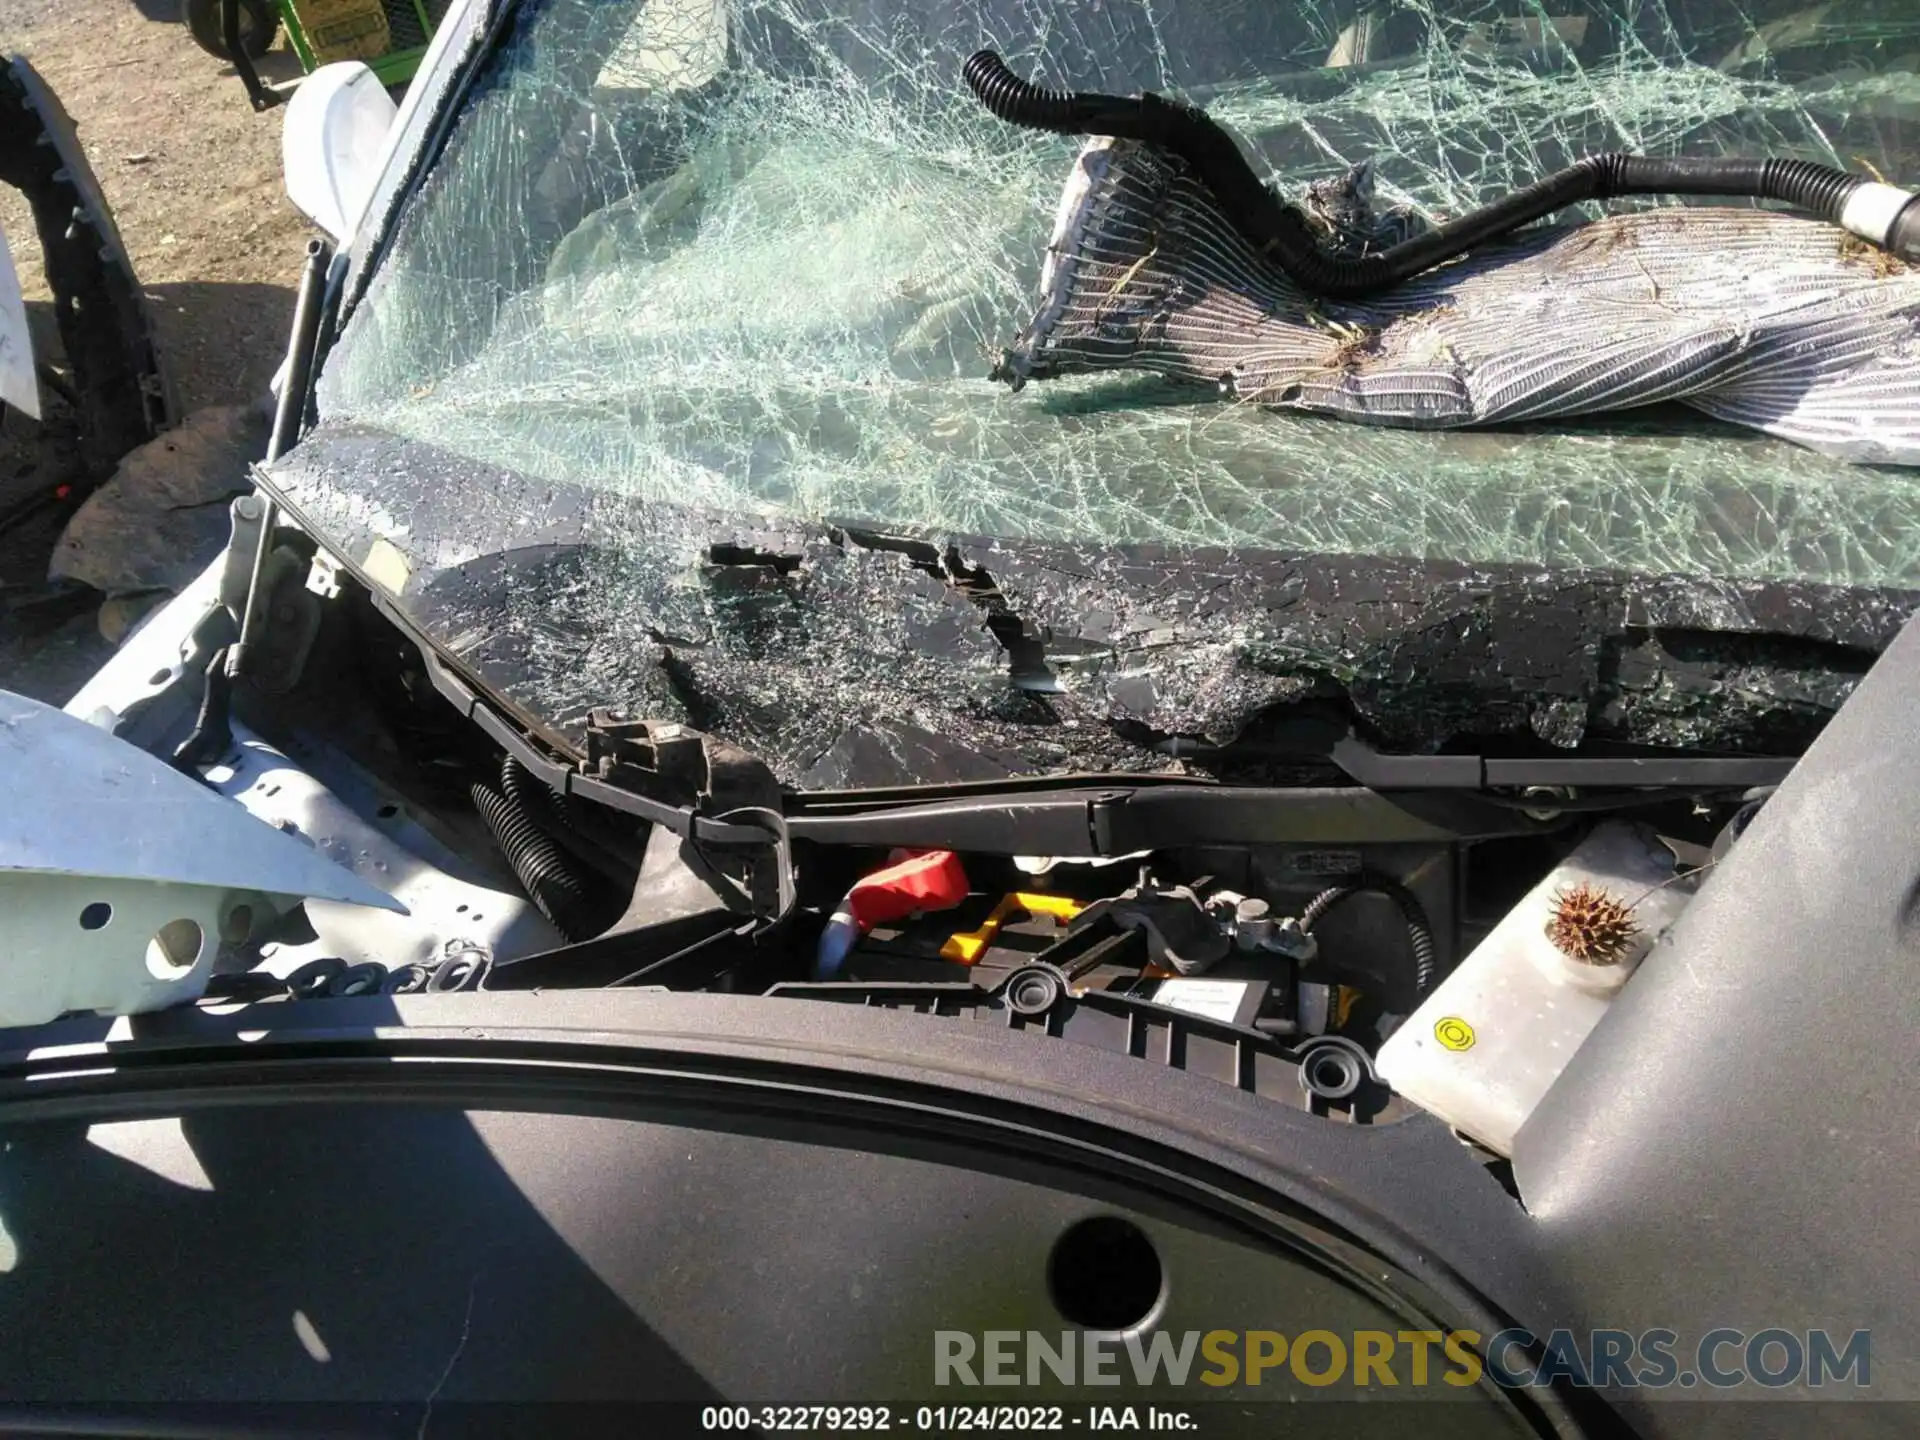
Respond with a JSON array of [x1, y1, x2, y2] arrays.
[[0, 0, 316, 702]]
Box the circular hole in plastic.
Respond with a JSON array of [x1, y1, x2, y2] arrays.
[[291, 963, 353, 998], [78, 902, 113, 931], [145, 919, 206, 980], [220, 903, 255, 944], [1047, 1216, 1165, 1333], [1011, 975, 1056, 1013], [287, 957, 347, 998], [331, 964, 385, 997], [147, 668, 172, 687], [429, 955, 481, 992], [384, 964, 433, 995], [376, 803, 399, 819]]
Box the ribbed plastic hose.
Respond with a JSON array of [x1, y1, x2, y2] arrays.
[[1299, 872, 1438, 999], [963, 50, 1920, 298], [471, 763, 614, 942]]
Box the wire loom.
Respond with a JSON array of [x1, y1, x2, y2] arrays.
[[963, 51, 1920, 298], [971, 55, 1920, 465]]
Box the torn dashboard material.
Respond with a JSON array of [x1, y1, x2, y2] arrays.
[[997, 136, 1920, 464]]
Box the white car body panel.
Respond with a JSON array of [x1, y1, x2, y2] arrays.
[[0, 217, 39, 420]]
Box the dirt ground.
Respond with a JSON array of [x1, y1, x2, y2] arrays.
[[0, 0, 312, 413], [0, 0, 314, 701]]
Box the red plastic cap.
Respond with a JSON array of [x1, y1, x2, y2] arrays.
[[844, 850, 970, 931]]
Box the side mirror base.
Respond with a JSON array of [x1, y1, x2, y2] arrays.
[[282, 62, 399, 243]]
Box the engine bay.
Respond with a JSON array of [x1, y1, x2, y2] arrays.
[[43, 549, 1755, 1168]]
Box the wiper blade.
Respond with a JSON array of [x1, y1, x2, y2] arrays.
[[1327, 735, 1793, 790], [412, 587, 1783, 858], [784, 775, 1762, 855], [787, 785, 1456, 851]]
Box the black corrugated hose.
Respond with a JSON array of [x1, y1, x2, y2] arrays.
[[1299, 871, 1438, 999], [962, 50, 1920, 298], [472, 759, 622, 942], [505, 756, 654, 888]]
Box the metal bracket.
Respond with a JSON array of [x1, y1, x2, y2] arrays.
[[206, 719, 563, 973], [0, 690, 401, 1026], [305, 547, 343, 599], [219, 493, 269, 621], [583, 711, 783, 819], [224, 520, 322, 695]]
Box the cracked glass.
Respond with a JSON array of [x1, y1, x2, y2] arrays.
[[317, 0, 1920, 586], [278, 0, 1920, 785]]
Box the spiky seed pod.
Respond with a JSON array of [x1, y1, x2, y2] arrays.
[[1546, 881, 1640, 965]]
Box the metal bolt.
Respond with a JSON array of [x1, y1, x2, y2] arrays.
[[1234, 895, 1275, 951], [1521, 784, 1576, 822], [1266, 916, 1318, 961]]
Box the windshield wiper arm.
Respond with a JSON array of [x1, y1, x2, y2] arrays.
[[1327, 735, 1793, 790], [413, 596, 1784, 858]]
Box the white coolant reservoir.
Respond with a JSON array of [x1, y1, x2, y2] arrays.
[[1376, 820, 1695, 1156]]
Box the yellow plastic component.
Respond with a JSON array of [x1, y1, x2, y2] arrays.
[[940, 892, 1084, 964], [288, 0, 392, 63]]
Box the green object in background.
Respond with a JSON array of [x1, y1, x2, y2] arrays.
[[278, 0, 451, 86], [187, 0, 451, 100]]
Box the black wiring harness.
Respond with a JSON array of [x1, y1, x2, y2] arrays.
[[1299, 871, 1438, 999], [963, 50, 1920, 299]]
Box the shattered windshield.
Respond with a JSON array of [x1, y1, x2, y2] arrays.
[[276, 0, 1920, 789], [317, 0, 1920, 585]]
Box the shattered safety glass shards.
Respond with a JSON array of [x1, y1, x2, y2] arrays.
[[321, 0, 1920, 585]]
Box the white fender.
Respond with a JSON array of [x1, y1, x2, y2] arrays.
[[0, 217, 38, 420]]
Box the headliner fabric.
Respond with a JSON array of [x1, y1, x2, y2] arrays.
[[998, 137, 1920, 465]]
